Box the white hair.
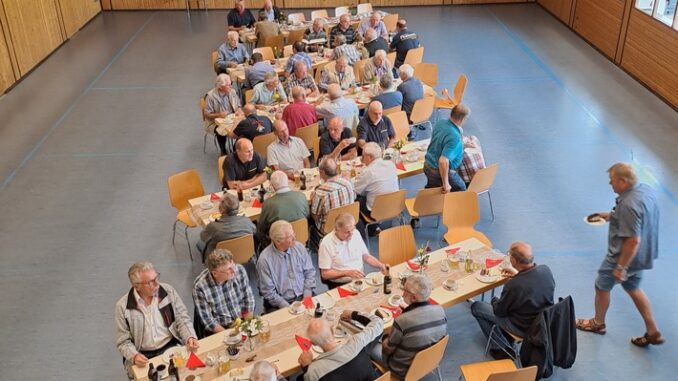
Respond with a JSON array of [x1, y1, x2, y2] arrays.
[[270, 220, 293, 243], [406, 274, 432, 302], [216, 73, 231, 87], [362, 142, 382, 159], [374, 49, 387, 60], [128, 262, 155, 283], [270, 171, 288, 190], [307, 319, 333, 346], [227, 30, 239, 40], [250, 361, 277, 381], [399, 64, 414, 78]]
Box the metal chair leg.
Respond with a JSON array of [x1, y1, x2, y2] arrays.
[[488, 191, 495, 221], [172, 220, 178, 246], [203, 133, 208, 153], [436, 366, 443, 381], [184, 225, 193, 260]]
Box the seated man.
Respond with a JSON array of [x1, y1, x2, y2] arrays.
[[251, 360, 286, 381], [319, 117, 357, 161], [256, 171, 310, 247], [115, 262, 199, 377], [259, 0, 280, 22], [354, 142, 398, 234], [204, 74, 243, 155], [470, 242, 555, 358], [281, 86, 318, 136], [196, 193, 257, 260], [285, 61, 319, 98], [193, 249, 256, 336], [389, 19, 420, 69], [316, 84, 360, 130], [318, 55, 355, 92], [318, 213, 387, 289], [299, 309, 384, 381], [423, 104, 469, 193], [231, 103, 273, 141], [257, 220, 316, 312], [304, 18, 328, 52], [357, 100, 396, 150], [255, 10, 280, 48], [332, 34, 361, 65], [357, 12, 389, 41], [310, 157, 356, 240], [251, 72, 288, 108], [244, 52, 274, 88], [216, 31, 250, 73], [222, 138, 267, 190], [285, 41, 313, 74], [374, 274, 447, 379], [363, 28, 388, 58], [329, 14, 357, 48], [372, 74, 403, 111], [267, 120, 311, 178], [227, 0, 256, 31], [362, 50, 393, 84], [396, 64, 424, 120]]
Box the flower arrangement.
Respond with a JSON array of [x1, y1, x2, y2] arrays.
[[416, 240, 432, 272], [232, 311, 263, 351], [393, 139, 406, 151]]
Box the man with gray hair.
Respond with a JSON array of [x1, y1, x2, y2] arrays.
[[423, 103, 470, 193], [471, 242, 555, 359], [298, 309, 383, 381], [332, 34, 361, 65], [204, 73, 243, 155], [216, 31, 250, 73], [227, 0, 256, 31], [316, 83, 360, 130], [251, 71, 288, 108], [358, 12, 389, 41], [251, 360, 286, 381], [285, 60, 319, 98], [372, 73, 402, 110], [245, 52, 274, 88], [363, 27, 388, 58], [355, 141, 398, 235], [256, 170, 310, 247], [329, 14, 357, 48], [196, 193, 256, 261], [319, 116, 357, 161], [257, 220, 316, 312], [362, 50, 393, 84], [576, 163, 663, 347], [115, 262, 198, 377], [193, 249, 256, 336], [374, 274, 447, 379], [356, 100, 396, 150], [396, 63, 423, 119], [310, 157, 356, 240], [267, 120, 311, 177], [318, 55, 355, 92]]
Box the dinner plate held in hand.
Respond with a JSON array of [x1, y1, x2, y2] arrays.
[[370, 307, 393, 324], [365, 272, 384, 286], [583, 214, 607, 226]]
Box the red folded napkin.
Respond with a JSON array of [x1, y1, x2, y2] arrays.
[[428, 298, 439, 305], [445, 247, 461, 255], [486, 258, 503, 268], [295, 335, 313, 352], [303, 296, 314, 309], [185, 352, 205, 369], [406, 260, 420, 271], [395, 162, 406, 171], [380, 305, 402, 318], [337, 287, 358, 298], [210, 192, 221, 201], [251, 198, 262, 208]]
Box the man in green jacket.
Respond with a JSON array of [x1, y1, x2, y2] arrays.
[[256, 170, 310, 247]]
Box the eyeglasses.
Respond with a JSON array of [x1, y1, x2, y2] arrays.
[[135, 273, 160, 286]]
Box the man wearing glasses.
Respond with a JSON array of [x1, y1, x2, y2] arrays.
[[115, 262, 198, 378], [193, 249, 256, 336]]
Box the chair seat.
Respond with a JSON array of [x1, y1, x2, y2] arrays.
[[360, 211, 376, 224], [460, 359, 516, 381], [404, 197, 418, 218], [434, 97, 456, 110], [445, 228, 492, 248], [177, 209, 197, 227]]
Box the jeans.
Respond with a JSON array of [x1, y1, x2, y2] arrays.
[[470, 301, 522, 350], [423, 162, 466, 192]]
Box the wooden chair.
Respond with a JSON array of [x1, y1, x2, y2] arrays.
[[216, 234, 256, 264], [361, 189, 407, 251], [211, 50, 218, 72], [386, 51, 396, 67], [311, 9, 329, 20], [253, 47, 274, 61], [413, 63, 438, 88], [435, 74, 467, 121], [244, 88, 254, 104], [459, 359, 537, 381], [386, 110, 409, 141], [403, 46, 424, 67], [409, 96, 434, 133], [353, 58, 370, 84], [283, 44, 293, 58], [323, 202, 360, 235], [383, 13, 398, 34], [405, 187, 445, 226], [334, 6, 349, 17], [263, 34, 285, 53], [200, 94, 217, 154], [383, 105, 402, 116], [290, 218, 309, 247], [253, 132, 277, 160], [314, 61, 330, 84], [395, 335, 449, 381], [374, 371, 391, 381], [357, 3, 373, 14], [295, 122, 319, 152], [312, 136, 321, 164], [467, 163, 498, 221], [288, 12, 306, 24], [442, 191, 492, 248], [287, 28, 306, 45], [378, 225, 416, 266], [217, 155, 226, 187], [168, 169, 205, 260]]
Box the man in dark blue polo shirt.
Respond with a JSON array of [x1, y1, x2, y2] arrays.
[[228, 0, 256, 31], [231, 104, 273, 142], [389, 19, 420, 69], [357, 101, 396, 151], [222, 138, 267, 190]]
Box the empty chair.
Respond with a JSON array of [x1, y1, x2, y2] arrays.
[[357, 3, 373, 14], [286, 28, 306, 45], [435, 74, 467, 120], [442, 191, 492, 248], [334, 6, 350, 18], [378, 225, 416, 266], [253, 47, 274, 61], [263, 34, 285, 53], [409, 96, 434, 133], [386, 51, 396, 67], [383, 13, 399, 34], [311, 9, 329, 20], [459, 359, 537, 381], [168, 169, 205, 260], [244, 88, 254, 104], [413, 63, 438, 88], [323, 202, 360, 235], [216, 234, 256, 264], [211, 50, 218, 72], [361, 189, 407, 250], [383, 105, 402, 116], [403, 46, 424, 67], [404, 187, 445, 227], [386, 110, 410, 141], [288, 12, 306, 24], [290, 218, 309, 247], [295, 122, 319, 152], [467, 163, 498, 220], [312, 136, 321, 164], [373, 371, 391, 381], [353, 58, 370, 84], [253, 132, 277, 160], [283, 44, 293, 57]]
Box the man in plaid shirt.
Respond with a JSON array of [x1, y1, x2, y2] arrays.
[[458, 135, 486, 185], [310, 157, 356, 242], [285, 41, 313, 74], [193, 249, 255, 335], [285, 61, 319, 98]]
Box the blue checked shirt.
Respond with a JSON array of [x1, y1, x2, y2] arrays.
[[192, 265, 255, 332], [256, 242, 316, 309], [285, 52, 313, 73]]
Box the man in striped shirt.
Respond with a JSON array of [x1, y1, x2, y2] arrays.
[[310, 157, 356, 235]]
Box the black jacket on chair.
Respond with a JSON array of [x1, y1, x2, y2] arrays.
[[520, 296, 577, 379]]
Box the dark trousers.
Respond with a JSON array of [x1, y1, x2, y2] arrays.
[[139, 337, 180, 360], [263, 295, 305, 314], [423, 162, 467, 192], [358, 195, 380, 235]]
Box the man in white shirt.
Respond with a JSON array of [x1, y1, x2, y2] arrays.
[[354, 142, 399, 235], [267, 120, 311, 179], [318, 213, 387, 289]]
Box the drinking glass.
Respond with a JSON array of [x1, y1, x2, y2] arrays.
[[324, 308, 337, 328], [217, 351, 231, 375], [205, 352, 217, 367], [440, 259, 450, 272], [258, 320, 271, 343]]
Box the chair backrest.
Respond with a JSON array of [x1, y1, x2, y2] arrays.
[[253, 132, 277, 160], [403, 46, 424, 67], [215, 235, 255, 264], [295, 122, 319, 151], [334, 6, 349, 18], [211, 50, 218, 69], [409, 96, 434, 125], [374, 370, 391, 381], [486, 366, 538, 381], [311, 9, 329, 20], [283, 44, 293, 58], [413, 62, 438, 88], [452, 73, 468, 104], [314, 61, 330, 84], [386, 110, 409, 141], [383, 105, 401, 116], [370, 189, 407, 221], [378, 225, 416, 266], [383, 13, 398, 33], [290, 218, 309, 246], [313, 136, 321, 164], [288, 12, 306, 24], [244, 89, 254, 104], [412, 187, 445, 218], [253, 47, 274, 61], [467, 163, 498, 194], [217, 155, 226, 186], [353, 58, 370, 84], [323, 202, 360, 235], [287, 28, 306, 45], [404, 335, 449, 381], [199, 94, 207, 121], [386, 51, 396, 67], [357, 3, 373, 14], [442, 191, 491, 247], [264, 34, 285, 52], [167, 169, 205, 212]]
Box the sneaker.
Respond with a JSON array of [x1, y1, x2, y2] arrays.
[[410, 218, 421, 229]]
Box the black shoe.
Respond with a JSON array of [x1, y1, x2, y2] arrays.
[[489, 348, 511, 360], [368, 226, 382, 237], [410, 218, 420, 229]]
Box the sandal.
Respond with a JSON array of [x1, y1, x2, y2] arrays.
[[631, 332, 665, 347], [576, 318, 607, 335]]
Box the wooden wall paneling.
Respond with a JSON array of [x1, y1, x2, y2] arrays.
[[0, 16, 17, 94], [101, 0, 112, 10], [2, 0, 64, 76], [107, 0, 185, 9], [58, 0, 101, 38], [0, 0, 20, 80], [621, 9, 678, 108], [572, 0, 625, 59], [375, 0, 443, 6], [613, 0, 633, 63], [453, 0, 531, 4], [202, 0, 266, 9], [538, 0, 573, 25]]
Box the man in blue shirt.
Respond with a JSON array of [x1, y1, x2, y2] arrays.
[[216, 31, 250, 74], [576, 163, 663, 347], [423, 104, 469, 193], [396, 64, 423, 120], [372, 74, 402, 111]]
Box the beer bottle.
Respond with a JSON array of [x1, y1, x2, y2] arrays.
[[168, 359, 177, 380], [147, 363, 155, 381], [258, 187, 266, 203], [237, 188, 244, 202], [300, 170, 307, 190], [383, 265, 392, 294], [314, 302, 323, 318]]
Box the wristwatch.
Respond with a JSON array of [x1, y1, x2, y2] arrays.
[[616, 263, 628, 271]]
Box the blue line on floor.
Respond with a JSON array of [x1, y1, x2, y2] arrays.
[[0, 13, 158, 194], [472, 76, 551, 83], [90, 85, 204, 90], [486, 8, 678, 206], [41, 152, 138, 158]]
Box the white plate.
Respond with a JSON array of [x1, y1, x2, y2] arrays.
[[365, 272, 384, 286], [388, 294, 404, 307], [200, 201, 213, 210], [349, 280, 366, 292], [312, 344, 324, 353], [583, 215, 607, 226], [442, 279, 459, 291], [475, 273, 499, 283], [314, 293, 337, 309], [370, 307, 393, 324], [288, 304, 306, 315], [161, 346, 186, 364]]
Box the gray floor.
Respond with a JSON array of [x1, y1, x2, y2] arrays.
[[0, 4, 676, 380]]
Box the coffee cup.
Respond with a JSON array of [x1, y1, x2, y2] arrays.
[[156, 364, 168, 379]]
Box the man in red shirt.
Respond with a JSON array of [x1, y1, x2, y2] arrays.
[[281, 86, 318, 136]]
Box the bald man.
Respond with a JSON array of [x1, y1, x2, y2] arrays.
[[470, 242, 555, 359], [222, 138, 267, 190]]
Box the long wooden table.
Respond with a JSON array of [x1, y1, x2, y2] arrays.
[[132, 238, 507, 381]]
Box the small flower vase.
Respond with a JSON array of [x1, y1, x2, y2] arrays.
[[243, 334, 256, 352]]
